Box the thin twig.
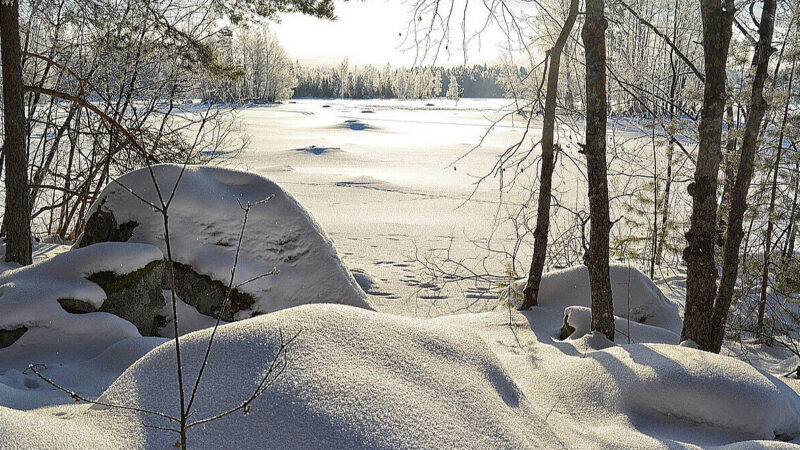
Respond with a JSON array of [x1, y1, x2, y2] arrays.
[[26, 365, 179, 422]]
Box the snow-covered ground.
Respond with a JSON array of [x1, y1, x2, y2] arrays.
[[2, 99, 800, 448]]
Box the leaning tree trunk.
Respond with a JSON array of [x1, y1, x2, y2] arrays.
[[756, 57, 793, 341], [581, 0, 614, 341], [680, 0, 734, 351], [521, 0, 579, 310], [710, 0, 776, 353], [0, 0, 32, 266]]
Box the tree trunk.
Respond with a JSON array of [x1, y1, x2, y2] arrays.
[[680, 0, 734, 350], [0, 0, 32, 265], [710, 0, 776, 353], [717, 104, 737, 244], [650, 127, 658, 279], [756, 58, 793, 341], [783, 161, 800, 264], [521, 0, 579, 310], [582, 0, 614, 341]]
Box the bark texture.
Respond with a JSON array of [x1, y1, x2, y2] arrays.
[[521, 0, 579, 310], [0, 0, 32, 265], [710, 0, 776, 353], [581, 0, 614, 341], [680, 0, 734, 350]]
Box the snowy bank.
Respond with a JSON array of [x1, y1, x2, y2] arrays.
[[562, 305, 680, 343], [518, 264, 683, 334], [546, 342, 800, 440]]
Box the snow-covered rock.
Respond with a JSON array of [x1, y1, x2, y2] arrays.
[[0, 242, 163, 368], [547, 342, 800, 440], [60, 258, 166, 336], [518, 265, 682, 333], [97, 304, 558, 449], [561, 305, 680, 344], [76, 165, 371, 320]]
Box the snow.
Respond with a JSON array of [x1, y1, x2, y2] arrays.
[[95, 304, 559, 449], [232, 98, 533, 312], [2, 100, 800, 449], [445, 309, 800, 448], [546, 343, 800, 439], [0, 336, 165, 410], [0, 242, 163, 369], [80, 164, 371, 317], [562, 305, 680, 344], [527, 264, 684, 333], [157, 291, 228, 338]]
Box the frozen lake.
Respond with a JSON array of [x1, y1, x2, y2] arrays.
[[229, 98, 542, 315]]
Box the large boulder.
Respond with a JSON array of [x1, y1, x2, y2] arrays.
[[75, 164, 371, 320]]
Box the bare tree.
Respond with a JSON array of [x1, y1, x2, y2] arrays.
[[521, 0, 579, 309], [711, 0, 777, 353], [0, 0, 32, 265], [680, 0, 735, 351], [582, 0, 614, 340], [756, 54, 795, 340]]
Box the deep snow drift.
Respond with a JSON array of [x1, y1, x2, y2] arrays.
[[79, 164, 370, 317], [96, 304, 559, 449], [2, 259, 799, 448], [547, 342, 800, 439], [5, 301, 799, 448], [527, 264, 684, 334]]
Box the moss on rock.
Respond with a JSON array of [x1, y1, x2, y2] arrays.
[[164, 262, 255, 322], [88, 260, 163, 292], [560, 313, 576, 340]]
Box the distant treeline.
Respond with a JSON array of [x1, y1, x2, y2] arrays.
[[292, 62, 509, 99]]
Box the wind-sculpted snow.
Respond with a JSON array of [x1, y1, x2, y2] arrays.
[[98, 304, 557, 449]]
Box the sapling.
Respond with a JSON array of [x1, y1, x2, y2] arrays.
[[26, 83, 290, 450]]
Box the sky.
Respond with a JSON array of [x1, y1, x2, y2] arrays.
[[270, 0, 517, 68]]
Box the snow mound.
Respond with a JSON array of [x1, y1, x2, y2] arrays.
[[78, 164, 371, 317], [0, 242, 162, 368], [98, 304, 556, 448], [547, 343, 800, 439], [520, 265, 682, 333]]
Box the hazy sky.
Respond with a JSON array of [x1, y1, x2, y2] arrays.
[[271, 0, 514, 67]]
